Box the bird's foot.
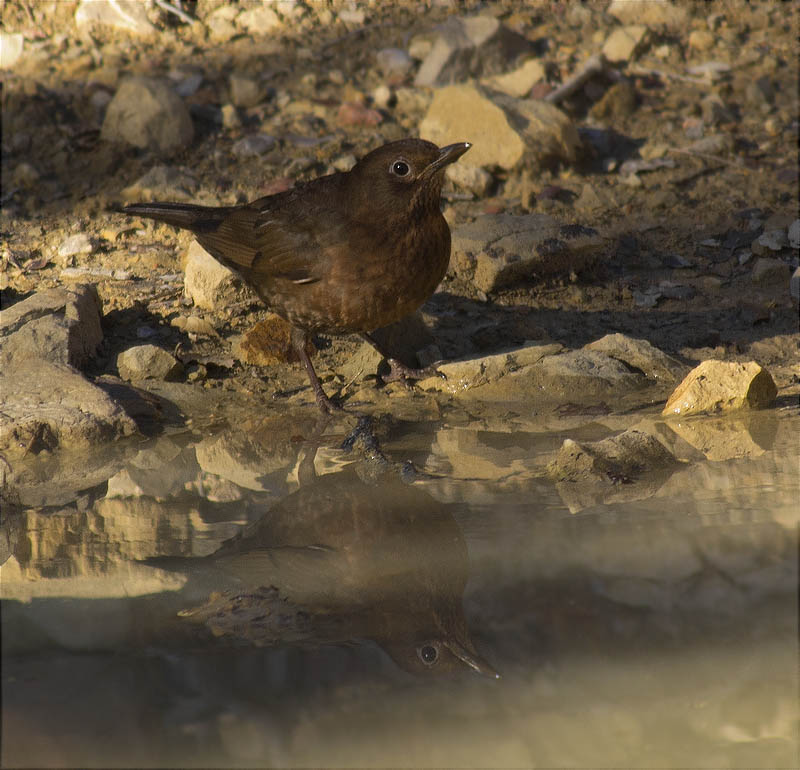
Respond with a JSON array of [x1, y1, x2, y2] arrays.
[[381, 358, 446, 386], [314, 388, 344, 414]]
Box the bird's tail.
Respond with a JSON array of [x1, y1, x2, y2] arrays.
[[120, 202, 231, 233]]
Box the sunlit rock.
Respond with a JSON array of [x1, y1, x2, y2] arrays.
[[663, 360, 777, 417]]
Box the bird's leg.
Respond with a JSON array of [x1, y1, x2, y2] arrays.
[[360, 332, 446, 385], [291, 328, 341, 414]]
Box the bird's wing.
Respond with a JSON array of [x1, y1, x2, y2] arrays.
[[194, 202, 325, 286]]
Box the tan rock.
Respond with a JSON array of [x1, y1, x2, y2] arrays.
[[234, 314, 312, 366], [421, 84, 579, 171], [688, 29, 715, 52], [237, 4, 282, 34], [75, 0, 156, 36], [585, 333, 686, 383], [482, 58, 545, 98], [183, 240, 254, 310], [662, 360, 777, 417], [602, 25, 648, 63], [607, 0, 688, 29], [0, 32, 24, 69], [420, 85, 525, 170], [117, 345, 183, 382]]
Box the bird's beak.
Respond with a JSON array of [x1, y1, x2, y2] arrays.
[[444, 639, 501, 679], [425, 142, 472, 174]]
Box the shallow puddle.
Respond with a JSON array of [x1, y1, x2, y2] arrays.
[[2, 408, 798, 768]]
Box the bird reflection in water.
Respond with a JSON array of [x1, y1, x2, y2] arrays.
[[178, 445, 498, 679]]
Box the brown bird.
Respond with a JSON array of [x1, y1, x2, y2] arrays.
[[177, 453, 499, 678], [122, 138, 471, 412]]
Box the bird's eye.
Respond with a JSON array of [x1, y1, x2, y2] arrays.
[[417, 644, 439, 665], [391, 160, 410, 177]]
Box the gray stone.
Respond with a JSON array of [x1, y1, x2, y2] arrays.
[[101, 77, 193, 155], [229, 73, 265, 108], [1, 285, 103, 370], [74, 0, 156, 36], [790, 266, 800, 300], [0, 360, 138, 461], [57, 233, 94, 259], [751, 257, 789, 286], [445, 163, 493, 196], [0, 32, 24, 69], [420, 84, 580, 170], [450, 214, 602, 293], [117, 345, 183, 381], [787, 219, 800, 249], [419, 342, 563, 393], [415, 15, 531, 87], [751, 229, 789, 255], [184, 240, 254, 310], [375, 48, 413, 77], [120, 165, 199, 202], [232, 133, 277, 158], [585, 333, 686, 384]]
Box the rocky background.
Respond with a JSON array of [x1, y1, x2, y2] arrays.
[[1, 3, 798, 767]]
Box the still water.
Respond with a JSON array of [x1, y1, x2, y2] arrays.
[[2, 407, 798, 768]]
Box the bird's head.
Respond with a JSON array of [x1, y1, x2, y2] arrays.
[[345, 138, 471, 222]]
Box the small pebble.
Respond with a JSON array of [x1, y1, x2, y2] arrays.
[[58, 233, 94, 258]]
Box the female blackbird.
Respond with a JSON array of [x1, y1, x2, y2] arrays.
[[123, 138, 471, 412]]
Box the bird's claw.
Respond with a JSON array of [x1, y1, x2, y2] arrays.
[[381, 358, 446, 386]]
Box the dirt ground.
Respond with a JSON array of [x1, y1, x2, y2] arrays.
[[2, 0, 798, 409]]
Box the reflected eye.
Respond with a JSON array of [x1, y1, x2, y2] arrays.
[[417, 643, 439, 665], [391, 160, 410, 177]]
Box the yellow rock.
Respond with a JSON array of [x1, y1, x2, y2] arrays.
[[662, 360, 777, 417]]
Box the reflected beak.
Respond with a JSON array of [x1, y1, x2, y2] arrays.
[[425, 142, 472, 174], [444, 639, 501, 679]]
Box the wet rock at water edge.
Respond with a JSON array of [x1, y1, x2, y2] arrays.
[[668, 414, 778, 462], [450, 214, 602, 294], [418, 342, 563, 394], [584, 333, 686, 384], [547, 429, 681, 514], [117, 345, 183, 382], [547, 429, 679, 483], [0, 360, 138, 461], [183, 240, 255, 311], [1, 285, 103, 370], [414, 15, 532, 87], [420, 84, 580, 170], [101, 76, 194, 155], [662, 360, 777, 417]]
